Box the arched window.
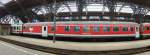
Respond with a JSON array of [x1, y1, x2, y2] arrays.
[[57, 2, 77, 13], [83, 4, 109, 12]]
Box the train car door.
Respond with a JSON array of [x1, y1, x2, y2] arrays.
[[42, 26, 48, 37], [135, 26, 140, 38]]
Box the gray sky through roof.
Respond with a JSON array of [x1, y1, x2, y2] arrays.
[[0, 0, 11, 4]]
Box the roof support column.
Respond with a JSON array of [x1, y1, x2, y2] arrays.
[[103, 0, 117, 21], [76, 0, 85, 20], [131, 4, 147, 24], [14, 0, 29, 23]]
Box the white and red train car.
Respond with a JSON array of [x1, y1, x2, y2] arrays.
[[141, 23, 150, 37], [11, 24, 22, 34], [11, 21, 143, 39]]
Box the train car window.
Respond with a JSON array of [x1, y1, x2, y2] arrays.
[[19, 26, 21, 30], [122, 26, 128, 32], [15, 27, 17, 30], [74, 26, 80, 32], [130, 27, 134, 31], [93, 26, 100, 32], [16, 27, 19, 30], [113, 26, 119, 32], [144, 27, 147, 31], [146, 27, 148, 30], [51, 25, 55, 32], [146, 27, 150, 30], [103, 26, 110, 32], [13, 27, 15, 30], [18, 27, 20, 30], [44, 27, 46, 31], [83, 26, 90, 32], [65, 26, 70, 32], [23, 26, 25, 29]]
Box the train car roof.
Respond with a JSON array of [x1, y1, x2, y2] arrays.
[[24, 21, 138, 25], [143, 23, 150, 25]]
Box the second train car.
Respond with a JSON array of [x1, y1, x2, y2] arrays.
[[11, 21, 143, 39]]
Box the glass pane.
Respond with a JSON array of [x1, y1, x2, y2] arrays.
[[113, 26, 119, 32], [23, 26, 25, 29], [136, 27, 139, 31], [123, 26, 128, 31], [18, 27, 20, 30], [51, 26, 55, 32], [120, 6, 133, 13], [144, 27, 146, 31], [65, 26, 70, 32], [147, 27, 150, 30], [14, 27, 16, 30], [16, 27, 18, 30], [74, 26, 80, 32], [130, 27, 134, 31], [93, 26, 100, 32], [103, 26, 110, 32], [83, 26, 90, 32], [83, 4, 109, 12], [44, 27, 46, 31]]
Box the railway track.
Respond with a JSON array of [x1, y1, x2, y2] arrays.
[[0, 36, 150, 55]]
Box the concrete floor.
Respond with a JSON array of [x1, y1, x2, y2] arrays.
[[1, 39, 150, 55], [0, 40, 56, 55], [135, 51, 150, 55], [1, 35, 150, 55], [2, 35, 150, 51]]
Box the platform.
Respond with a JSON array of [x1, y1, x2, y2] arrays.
[[0, 40, 54, 55], [0, 35, 150, 51]]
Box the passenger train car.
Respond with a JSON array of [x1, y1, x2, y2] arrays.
[[141, 23, 150, 37], [11, 21, 145, 39], [11, 24, 22, 34]]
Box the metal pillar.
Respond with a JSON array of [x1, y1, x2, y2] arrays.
[[77, 0, 85, 20], [103, 0, 117, 20], [53, 0, 57, 43], [130, 4, 147, 24], [14, 0, 29, 23]]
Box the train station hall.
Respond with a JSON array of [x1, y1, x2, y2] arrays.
[[0, 0, 150, 55]]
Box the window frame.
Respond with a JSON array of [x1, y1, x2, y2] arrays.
[[83, 26, 90, 32], [16, 26, 19, 30], [103, 26, 110, 32], [64, 26, 70, 32], [122, 26, 128, 32], [144, 27, 147, 31], [44, 26, 46, 31], [51, 25, 55, 32], [113, 26, 119, 32], [147, 27, 150, 30], [130, 27, 134, 32], [93, 26, 100, 32], [74, 26, 80, 32], [14, 27, 16, 30]]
